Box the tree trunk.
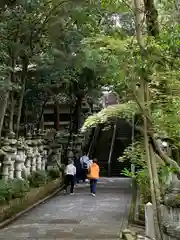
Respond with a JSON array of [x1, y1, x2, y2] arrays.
[[144, 117, 161, 237], [9, 92, 15, 133], [16, 57, 28, 138], [133, 0, 163, 239], [0, 92, 9, 141], [37, 98, 48, 130], [143, 0, 159, 37], [54, 101, 60, 131], [8, 51, 16, 135], [72, 96, 82, 134], [64, 91, 74, 163], [0, 51, 16, 141]]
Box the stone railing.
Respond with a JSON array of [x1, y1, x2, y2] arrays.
[[0, 131, 85, 181], [145, 178, 180, 240]]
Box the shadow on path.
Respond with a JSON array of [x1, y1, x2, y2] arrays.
[[0, 178, 132, 240]]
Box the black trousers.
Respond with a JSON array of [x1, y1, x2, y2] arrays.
[[64, 174, 75, 193]]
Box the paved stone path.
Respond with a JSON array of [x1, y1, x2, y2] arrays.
[[0, 178, 132, 240]]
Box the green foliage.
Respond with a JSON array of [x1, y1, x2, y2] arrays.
[[0, 180, 12, 202], [47, 168, 61, 180], [120, 140, 176, 201], [120, 141, 151, 202], [28, 170, 48, 188], [121, 168, 151, 203], [119, 140, 145, 165], [0, 179, 30, 204], [82, 101, 138, 132], [10, 179, 30, 198], [0, 196, 6, 205], [79, 0, 180, 146]]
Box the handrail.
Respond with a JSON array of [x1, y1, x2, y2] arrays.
[[87, 126, 100, 158], [108, 121, 117, 177]]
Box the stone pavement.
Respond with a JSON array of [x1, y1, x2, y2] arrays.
[[0, 178, 132, 240]]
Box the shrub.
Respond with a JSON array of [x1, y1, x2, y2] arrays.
[[0, 196, 5, 205], [0, 180, 13, 202], [28, 170, 48, 188], [0, 179, 30, 204], [10, 179, 30, 198], [48, 168, 60, 180]]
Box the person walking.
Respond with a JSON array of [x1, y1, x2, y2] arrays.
[[80, 153, 92, 182], [74, 156, 83, 184], [87, 158, 100, 196], [64, 160, 76, 195]]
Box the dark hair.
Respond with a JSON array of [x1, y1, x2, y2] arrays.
[[68, 160, 74, 164], [93, 158, 98, 163]]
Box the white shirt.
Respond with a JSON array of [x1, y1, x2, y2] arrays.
[[65, 164, 76, 176]]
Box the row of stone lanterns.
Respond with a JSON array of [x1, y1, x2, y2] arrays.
[[0, 130, 86, 181], [0, 131, 48, 180]]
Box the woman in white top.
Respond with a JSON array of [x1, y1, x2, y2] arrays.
[[64, 160, 76, 195]]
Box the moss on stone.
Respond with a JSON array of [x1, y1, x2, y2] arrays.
[[175, 194, 180, 200], [164, 193, 180, 207]]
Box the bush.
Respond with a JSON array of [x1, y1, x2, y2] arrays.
[[0, 179, 30, 204], [0, 180, 13, 202], [0, 196, 5, 205], [28, 170, 48, 188], [48, 168, 60, 180], [10, 179, 30, 198]]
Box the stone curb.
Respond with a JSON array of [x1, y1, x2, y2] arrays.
[[0, 184, 64, 229]]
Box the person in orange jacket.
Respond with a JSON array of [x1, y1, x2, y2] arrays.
[[87, 158, 100, 196]]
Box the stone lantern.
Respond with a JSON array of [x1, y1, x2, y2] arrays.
[[56, 144, 62, 165], [67, 141, 74, 162], [31, 135, 39, 172], [35, 131, 43, 171], [162, 179, 180, 239], [41, 144, 48, 171], [25, 133, 33, 175], [15, 139, 26, 179], [5, 132, 17, 179], [1, 146, 13, 180]]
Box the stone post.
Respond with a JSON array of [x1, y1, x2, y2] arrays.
[[14, 153, 22, 179], [40, 131, 48, 170], [31, 144, 37, 173], [145, 202, 155, 240], [56, 144, 62, 165], [36, 131, 43, 170], [15, 141, 26, 179], [26, 147, 33, 175], [41, 146, 48, 171], [25, 133, 33, 175], [31, 134, 38, 172], [36, 144, 42, 171], [1, 135, 16, 180], [31, 143, 39, 172], [7, 148, 16, 179], [8, 132, 17, 179], [1, 143, 12, 180], [1, 155, 11, 180]]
